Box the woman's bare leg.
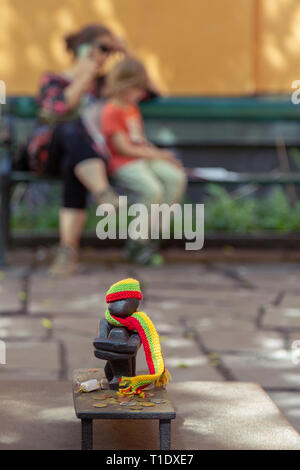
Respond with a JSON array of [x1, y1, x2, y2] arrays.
[[50, 159, 117, 276], [48, 208, 87, 276], [74, 158, 120, 206], [59, 208, 87, 249], [74, 158, 109, 194]]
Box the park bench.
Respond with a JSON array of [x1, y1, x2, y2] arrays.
[[2, 94, 300, 266]]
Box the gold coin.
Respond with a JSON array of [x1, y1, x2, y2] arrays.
[[93, 403, 108, 408], [140, 402, 155, 407]]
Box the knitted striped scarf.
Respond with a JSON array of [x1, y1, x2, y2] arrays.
[[105, 309, 171, 398]]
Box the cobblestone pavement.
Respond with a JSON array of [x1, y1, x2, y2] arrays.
[[1, 248, 300, 433]]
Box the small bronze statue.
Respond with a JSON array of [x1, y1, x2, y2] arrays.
[[93, 278, 171, 397]]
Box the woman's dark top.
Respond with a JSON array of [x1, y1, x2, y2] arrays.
[[27, 72, 109, 174]]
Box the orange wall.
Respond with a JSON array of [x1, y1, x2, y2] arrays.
[[0, 0, 298, 96], [256, 0, 300, 93]]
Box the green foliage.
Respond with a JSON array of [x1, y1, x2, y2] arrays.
[[11, 184, 300, 234], [204, 184, 300, 233]]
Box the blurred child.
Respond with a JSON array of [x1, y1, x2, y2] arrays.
[[101, 57, 187, 264]]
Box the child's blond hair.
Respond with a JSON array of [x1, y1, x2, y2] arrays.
[[105, 57, 149, 96]]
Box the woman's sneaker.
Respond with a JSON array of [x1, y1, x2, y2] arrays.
[[48, 245, 79, 276]]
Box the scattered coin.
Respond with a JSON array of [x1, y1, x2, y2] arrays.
[[88, 368, 99, 373], [140, 402, 155, 407], [117, 397, 130, 403], [93, 396, 107, 401], [122, 401, 136, 407], [93, 403, 108, 408], [152, 399, 167, 404]]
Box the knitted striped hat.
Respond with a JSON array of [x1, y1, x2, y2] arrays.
[[106, 278, 143, 303]]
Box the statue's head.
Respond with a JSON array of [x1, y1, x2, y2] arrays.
[[106, 278, 142, 318], [107, 298, 140, 317]]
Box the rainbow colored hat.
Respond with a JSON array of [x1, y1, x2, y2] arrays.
[[106, 278, 143, 303]]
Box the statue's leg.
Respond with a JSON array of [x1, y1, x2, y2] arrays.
[[104, 361, 114, 382], [131, 356, 136, 376], [108, 357, 133, 390]]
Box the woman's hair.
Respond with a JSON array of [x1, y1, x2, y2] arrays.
[[104, 57, 149, 96], [65, 24, 112, 55]]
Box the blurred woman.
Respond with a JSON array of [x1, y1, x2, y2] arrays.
[[26, 24, 128, 275]]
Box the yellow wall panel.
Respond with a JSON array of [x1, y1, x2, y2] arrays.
[[257, 0, 300, 93], [0, 0, 255, 96]]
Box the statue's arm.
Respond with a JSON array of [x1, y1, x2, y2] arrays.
[[96, 318, 112, 339]]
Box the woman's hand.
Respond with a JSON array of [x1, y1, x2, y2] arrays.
[[64, 55, 99, 109], [74, 56, 99, 86], [158, 149, 183, 168]]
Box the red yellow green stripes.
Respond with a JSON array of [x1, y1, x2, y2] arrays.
[[105, 309, 171, 397], [106, 278, 142, 303]]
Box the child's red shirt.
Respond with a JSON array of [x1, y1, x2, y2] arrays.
[[101, 102, 147, 175]]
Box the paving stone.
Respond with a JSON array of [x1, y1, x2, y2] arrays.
[[29, 270, 131, 316], [0, 316, 47, 340], [268, 392, 300, 435], [57, 334, 101, 380], [195, 324, 284, 353], [167, 381, 300, 450], [280, 295, 300, 309], [131, 264, 206, 283], [0, 381, 79, 449], [183, 305, 256, 331], [161, 335, 222, 382], [262, 306, 300, 329], [0, 277, 24, 313], [232, 265, 300, 291], [221, 351, 300, 388], [0, 341, 59, 380], [53, 317, 100, 337], [7, 249, 36, 266]]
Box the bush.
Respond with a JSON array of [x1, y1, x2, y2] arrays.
[[10, 183, 300, 234]]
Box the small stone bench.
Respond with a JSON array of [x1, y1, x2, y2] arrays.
[[72, 369, 176, 450]]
